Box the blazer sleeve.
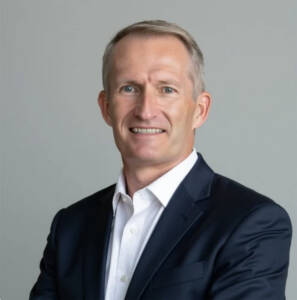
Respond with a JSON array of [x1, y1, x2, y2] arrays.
[[207, 202, 292, 300], [29, 209, 65, 300]]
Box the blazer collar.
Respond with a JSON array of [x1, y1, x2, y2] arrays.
[[182, 153, 214, 202], [125, 153, 215, 300]]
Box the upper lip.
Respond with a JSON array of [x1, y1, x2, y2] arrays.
[[130, 126, 164, 129]]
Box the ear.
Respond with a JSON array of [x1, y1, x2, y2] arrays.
[[192, 92, 211, 129], [98, 90, 112, 126]]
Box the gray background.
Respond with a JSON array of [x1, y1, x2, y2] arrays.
[[1, 0, 296, 299]]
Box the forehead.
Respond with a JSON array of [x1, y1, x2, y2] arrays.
[[110, 33, 192, 80]]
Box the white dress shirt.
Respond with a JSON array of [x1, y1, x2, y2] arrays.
[[104, 150, 198, 300]]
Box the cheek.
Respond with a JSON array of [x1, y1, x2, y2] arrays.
[[110, 103, 133, 126], [169, 103, 195, 125]]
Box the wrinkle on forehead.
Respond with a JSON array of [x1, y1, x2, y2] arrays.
[[109, 34, 193, 90], [113, 67, 183, 85]]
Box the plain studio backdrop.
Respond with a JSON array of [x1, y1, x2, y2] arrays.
[[1, 0, 296, 299]]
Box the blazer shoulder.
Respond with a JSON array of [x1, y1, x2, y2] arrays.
[[55, 183, 115, 222], [47, 184, 115, 238], [210, 173, 291, 225], [67, 183, 115, 210]]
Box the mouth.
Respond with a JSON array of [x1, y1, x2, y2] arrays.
[[129, 127, 166, 134]]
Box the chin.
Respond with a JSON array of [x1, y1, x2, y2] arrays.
[[124, 150, 164, 165]]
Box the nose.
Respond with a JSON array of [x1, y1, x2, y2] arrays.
[[134, 88, 158, 120]]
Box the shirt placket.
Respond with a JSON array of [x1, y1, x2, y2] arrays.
[[115, 191, 149, 299], [114, 195, 136, 298]]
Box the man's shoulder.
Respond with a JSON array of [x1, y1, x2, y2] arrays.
[[59, 183, 116, 219], [191, 154, 284, 213], [209, 173, 290, 225], [48, 184, 115, 236], [191, 154, 283, 210], [212, 172, 271, 203]]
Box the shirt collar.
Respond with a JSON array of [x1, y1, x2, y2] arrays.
[[112, 172, 127, 214], [112, 150, 198, 213], [147, 150, 198, 207]]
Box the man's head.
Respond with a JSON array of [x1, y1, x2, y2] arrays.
[[98, 20, 211, 171], [102, 20, 205, 100]]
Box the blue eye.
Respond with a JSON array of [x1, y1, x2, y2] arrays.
[[163, 86, 174, 93], [122, 85, 135, 93]]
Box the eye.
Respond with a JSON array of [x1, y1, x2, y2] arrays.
[[162, 86, 175, 94], [121, 85, 135, 93]]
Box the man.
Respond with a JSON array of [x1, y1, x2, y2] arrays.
[[30, 20, 292, 300]]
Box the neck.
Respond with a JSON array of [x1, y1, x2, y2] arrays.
[[122, 152, 193, 197]]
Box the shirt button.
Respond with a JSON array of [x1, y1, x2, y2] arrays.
[[120, 275, 127, 283], [129, 227, 136, 235]]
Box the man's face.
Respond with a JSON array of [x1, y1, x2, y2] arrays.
[[99, 34, 210, 169]]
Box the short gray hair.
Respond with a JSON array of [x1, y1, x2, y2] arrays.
[[102, 20, 205, 99]]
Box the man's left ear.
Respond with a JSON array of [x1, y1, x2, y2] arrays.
[[192, 92, 211, 129]]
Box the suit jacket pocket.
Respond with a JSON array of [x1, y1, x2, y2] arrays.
[[151, 261, 205, 289]]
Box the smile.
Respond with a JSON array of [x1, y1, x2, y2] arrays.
[[130, 128, 165, 134]]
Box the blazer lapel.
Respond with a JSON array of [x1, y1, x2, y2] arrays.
[[125, 154, 214, 300], [82, 186, 115, 300]]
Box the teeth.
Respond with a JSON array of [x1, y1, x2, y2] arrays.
[[131, 128, 164, 134]]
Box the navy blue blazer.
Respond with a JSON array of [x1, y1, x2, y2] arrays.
[[30, 154, 292, 299]]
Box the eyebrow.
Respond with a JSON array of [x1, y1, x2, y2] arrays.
[[113, 79, 140, 87], [156, 79, 181, 87], [114, 78, 181, 88]]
